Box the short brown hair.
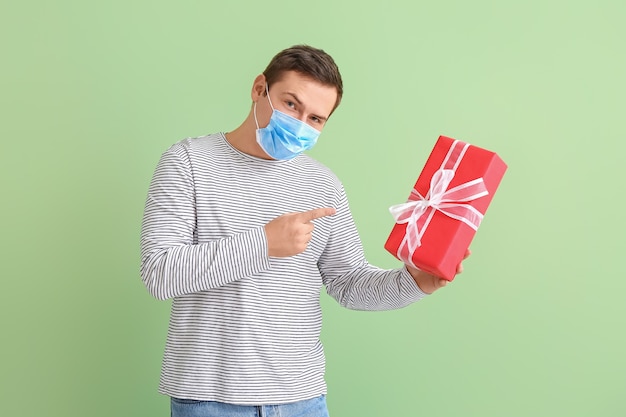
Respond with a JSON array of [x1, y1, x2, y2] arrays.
[[263, 45, 344, 112]]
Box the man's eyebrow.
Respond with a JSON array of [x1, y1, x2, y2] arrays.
[[285, 92, 302, 105], [285, 92, 329, 121]]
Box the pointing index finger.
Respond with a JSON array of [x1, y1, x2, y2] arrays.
[[300, 207, 336, 222]]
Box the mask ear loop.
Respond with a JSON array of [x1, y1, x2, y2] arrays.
[[265, 83, 275, 110], [253, 102, 260, 129], [254, 83, 274, 130]]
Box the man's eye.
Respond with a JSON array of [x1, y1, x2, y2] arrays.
[[286, 101, 296, 108]]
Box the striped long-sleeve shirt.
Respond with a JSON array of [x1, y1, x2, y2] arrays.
[[140, 133, 426, 405]]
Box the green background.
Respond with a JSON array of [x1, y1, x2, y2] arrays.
[[2, 1, 624, 416]]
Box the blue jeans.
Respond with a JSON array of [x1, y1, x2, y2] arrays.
[[171, 395, 329, 417]]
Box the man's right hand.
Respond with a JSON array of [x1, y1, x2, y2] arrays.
[[264, 208, 336, 257]]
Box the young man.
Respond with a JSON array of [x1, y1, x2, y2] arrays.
[[140, 45, 466, 417]]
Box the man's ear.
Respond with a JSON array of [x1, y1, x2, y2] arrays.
[[250, 74, 267, 102]]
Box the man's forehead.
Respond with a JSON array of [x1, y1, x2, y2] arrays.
[[272, 71, 334, 92], [271, 72, 337, 114]]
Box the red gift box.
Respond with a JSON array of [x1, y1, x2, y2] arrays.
[[384, 136, 507, 281]]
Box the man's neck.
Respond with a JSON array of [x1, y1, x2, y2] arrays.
[[224, 119, 273, 160]]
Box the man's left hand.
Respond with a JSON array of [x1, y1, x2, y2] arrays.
[[405, 248, 471, 294]]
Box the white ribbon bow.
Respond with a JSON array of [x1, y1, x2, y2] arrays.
[[389, 168, 489, 263]]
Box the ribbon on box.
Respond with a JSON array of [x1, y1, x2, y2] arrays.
[[389, 140, 489, 266]]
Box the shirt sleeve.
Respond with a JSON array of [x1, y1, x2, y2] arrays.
[[139, 143, 272, 300], [318, 186, 428, 311]]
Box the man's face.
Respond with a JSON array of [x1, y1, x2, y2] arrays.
[[254, 70, 338, 132]]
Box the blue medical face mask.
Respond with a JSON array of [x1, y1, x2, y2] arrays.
[[254, 84, 321, 160]]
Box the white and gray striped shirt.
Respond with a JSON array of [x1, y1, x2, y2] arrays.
[[140, 133, 426, 405]]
